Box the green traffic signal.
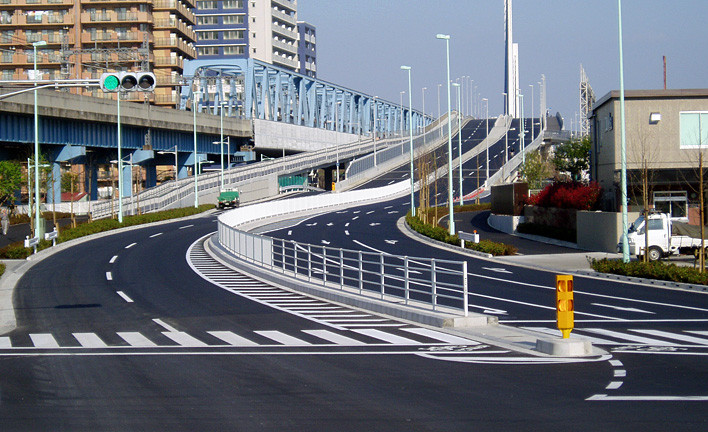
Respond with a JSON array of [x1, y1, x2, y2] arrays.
[[103, 74, 119, 91]]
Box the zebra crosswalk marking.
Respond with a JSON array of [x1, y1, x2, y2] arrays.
[[208, 331, 259, 346], [631, 329, 708, 346], [30, 333, 59, 348], [73, 333, 108, 348], [255, 331, 311, 346], [118, 332, 157, 347], [302, 330, 366, 346], [352, 329, 422, 345], [162, 331, 209, 347]]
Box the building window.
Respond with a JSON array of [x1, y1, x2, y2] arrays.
[[197, 15, 218, 25], [223, 30, 244, 40], [197, 46, 219, 56], [224, 45, 245, 55], [223, 0, 243, 8], [680, 111, 708, 149], [223, 15, 244, 25], [197, 31, 219, 41], [197, 0, 218, 9]]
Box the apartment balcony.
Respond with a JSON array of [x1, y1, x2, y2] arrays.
[[81, 30, 152, 44], [272, 38, 297, 56], [80, 11, 151, 24], [153, 0, 195, 25], [155, 74, 182, 86], [154, 17, 195, 41], [271, 23, 297, 40], [154, 56, 184, 69], [272, 54, 297, 70], [271, 8, 295, 27], [154, 36, 196, 57], [271, 0, 296, 14], [0, 12, 74, 26], [0, 0, 74, 7], [81, 0, 150, 5]]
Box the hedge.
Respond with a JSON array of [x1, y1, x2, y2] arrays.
[[0, 205, 214, 260], [590, 258, 708, 286], [406, 211, 517, 256]]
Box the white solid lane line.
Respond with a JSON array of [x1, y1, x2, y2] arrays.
[[116, 291, 134, 303]]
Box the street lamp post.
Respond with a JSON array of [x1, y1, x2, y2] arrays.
[[483, 98, 489, 183], [529, 84, 535, 142], [401, 65, 415, 217], [193, 91, 201, 208], [452, 82, 463, 205], [32, 40, 47, 238], [618, 0, 630, 262], [399, 91, 405, 137], [436, 33, 455, 235], [437, 84, 442, 140], [519, 93, 525, 166], [503, 92, 508, 164], [219, 100, 225, 190], [421, 87, 427, 150], [373, 96, 378, 167]]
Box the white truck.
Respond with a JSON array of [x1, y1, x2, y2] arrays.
[[620, 213, 708, 261]]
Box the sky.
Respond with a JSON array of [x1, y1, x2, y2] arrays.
[[298, 0, 708, 130]]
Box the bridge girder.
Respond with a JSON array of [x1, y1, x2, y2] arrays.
[[180, 59, 431, 138]]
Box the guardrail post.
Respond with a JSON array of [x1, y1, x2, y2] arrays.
[[358, 250, 363, 294], [463, 260, 468, 316], [339, 248, 344, 289], [307, 244, 312, 281], [431, 258, 437, 311], [380, 253, 385, 299], [322, 246, 327, 285], [404, 256, 409, 304]]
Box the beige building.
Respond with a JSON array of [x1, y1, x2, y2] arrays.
[[590, 89, 708, 220], [0, 0, 197, 107]]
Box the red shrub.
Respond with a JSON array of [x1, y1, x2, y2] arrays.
[[527, 181, 602, 210]]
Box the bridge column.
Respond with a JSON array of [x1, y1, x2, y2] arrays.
[[324, 168, 333, 191], [86, 164, 98, 201], [144, 164, 157, 189], [178, 152, 191, 179], [48, 145, 86, 204]]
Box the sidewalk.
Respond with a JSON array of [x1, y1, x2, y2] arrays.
[[0, 216, 89, 249]]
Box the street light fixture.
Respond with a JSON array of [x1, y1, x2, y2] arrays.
[[401, 65, 415, 217], [436, 34, 455, 235], [452, 82, 463, 205], [32, 40, 47, 238], [193, 90, 201, 208]]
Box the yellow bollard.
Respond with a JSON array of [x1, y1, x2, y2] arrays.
[[556, 275, 574, 339]]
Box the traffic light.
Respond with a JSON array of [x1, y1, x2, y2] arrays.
[[556, 274, 574, 339], [100, 72, 156, 93]]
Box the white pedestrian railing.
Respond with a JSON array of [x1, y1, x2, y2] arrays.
[[217, 180, 469, 316]]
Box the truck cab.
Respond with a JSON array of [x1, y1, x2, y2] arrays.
[[625, 213, 670, 261], [217, 189, 240, 209]]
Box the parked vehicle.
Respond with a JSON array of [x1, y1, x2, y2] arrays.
[[217, 189, 240, 209], [619, 212, 708, 261]]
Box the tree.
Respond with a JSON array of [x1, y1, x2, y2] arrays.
[[519, 149, 554, 190], [0, 160, 23, 207], [552, 136, 591, 181]]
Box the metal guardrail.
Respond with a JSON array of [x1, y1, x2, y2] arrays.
[[217, 180, 470, 316]]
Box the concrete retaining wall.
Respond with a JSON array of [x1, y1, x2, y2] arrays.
[[577, 211, 640, 253]]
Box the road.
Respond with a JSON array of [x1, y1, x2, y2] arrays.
[[2, 119, 708, 428]]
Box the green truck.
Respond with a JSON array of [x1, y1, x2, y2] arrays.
[[216, 189, 240, 209]]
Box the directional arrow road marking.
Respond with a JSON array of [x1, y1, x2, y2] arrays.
[[321, 240, 330, 245], [482, 267, 512, 274], [369, 223, 380, 227], [591, 303, 655, 314], [385, 240, 398, 245]]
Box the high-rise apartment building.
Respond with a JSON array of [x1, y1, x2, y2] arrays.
[[297, 20, 315, 77], [0, 0, 197, 107], [194, 0, 315, 76]]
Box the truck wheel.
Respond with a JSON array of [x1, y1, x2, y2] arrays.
[[648, 246, 662, 262]]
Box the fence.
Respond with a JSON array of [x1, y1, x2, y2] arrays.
[[217, 179, 469, 315]]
